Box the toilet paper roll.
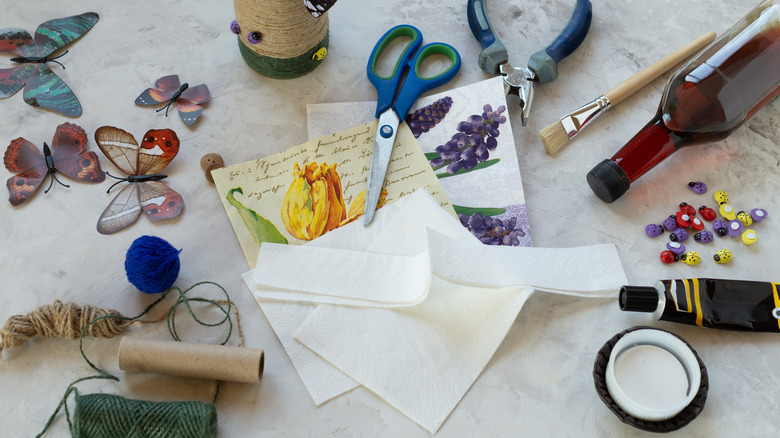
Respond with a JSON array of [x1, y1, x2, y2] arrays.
[[118, 337, 264, 384]]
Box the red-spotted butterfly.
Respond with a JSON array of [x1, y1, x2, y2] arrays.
[[0, 12, 99, 117]]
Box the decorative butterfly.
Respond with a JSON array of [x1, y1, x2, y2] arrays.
[[94, 126, 184, 235], [4, 123, 105, 206], [0, 12, 99, 117], [135, 75, 210, 126], [303, 0, 338, 17]]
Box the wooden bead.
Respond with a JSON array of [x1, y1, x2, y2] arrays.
[[200, 153, 224, 184]]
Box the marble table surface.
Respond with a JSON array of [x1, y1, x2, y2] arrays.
[[2, 0, 779, 436]]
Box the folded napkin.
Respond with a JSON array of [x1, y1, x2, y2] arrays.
[[244, 189, 627, 432]]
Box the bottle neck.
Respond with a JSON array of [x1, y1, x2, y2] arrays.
[[611, 115, 680, 183]]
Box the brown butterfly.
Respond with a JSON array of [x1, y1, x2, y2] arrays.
[[94, 126, 183, 234], [3, 122, 105, 205]]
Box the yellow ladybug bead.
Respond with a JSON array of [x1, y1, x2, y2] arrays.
[[680, 251, 701, 266], [737, 211, 753, 226], [312, 47, 327, 61], [713, 249, 733, 264], [742, 229, 758, 245], [719, 203, 736, 220], [714, 190, 729, 205]]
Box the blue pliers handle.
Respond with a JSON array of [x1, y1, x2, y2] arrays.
[[467, 0, 592, 83]]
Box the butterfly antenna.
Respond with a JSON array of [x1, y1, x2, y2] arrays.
[[43, 173, 70, 194], [105, 171, 127, 193], [46, 50, 69, 69], [156, 101, 175, 117]]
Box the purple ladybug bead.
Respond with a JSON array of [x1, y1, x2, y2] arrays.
[[663, 215, 678, 232], [751, 208, 768, 222], [694, 230, 713, 243], [688, 181, 707, 194], [666, 241, 686, 255], [230, 20, 241, 35], [713, 219, 728, 236], [670, 228, 689, 242], [728, 219, 743, 237], [645, 224, 664, 238], [247, 31, 262, 44]]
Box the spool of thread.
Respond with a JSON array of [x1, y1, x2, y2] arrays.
[[71, 392, 217, 438], [125, 236, 182, 294], [232, 0, 329, 78], [118, 337, 264, 384]]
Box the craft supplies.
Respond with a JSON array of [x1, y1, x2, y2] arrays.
[[593, 327, 708, 432], [363, 24, 460, 225], [119, 337, 264, 384], [3, 123, 105, 205], [679, 251, 701, 265], [713, 248, 733, 263], [467, 0, 592, 126], [232, 0, 329, 78], [587, 0, 780, 203], [688, 181, 708, 194], [540, 31, 716, 155], [200, 153, 224, 184], [125, 235, 182, 294], [95, 126, 183, 234], [620, 278, 780, 331], [0, 12, 98, 116], [135, 75, 211, 126]]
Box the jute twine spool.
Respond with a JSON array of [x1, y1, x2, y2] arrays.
[[233, 0, 329, 79]]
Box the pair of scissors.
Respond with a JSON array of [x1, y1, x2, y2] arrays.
[[363, 24, 461, 225]]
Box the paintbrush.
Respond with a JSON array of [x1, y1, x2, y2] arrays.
[[540, 30, 716, 155]]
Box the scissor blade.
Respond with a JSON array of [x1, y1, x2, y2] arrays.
[[364, 111, 400, 225]]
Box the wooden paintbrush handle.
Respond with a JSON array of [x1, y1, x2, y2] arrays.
[[605, 31, 716, 105]]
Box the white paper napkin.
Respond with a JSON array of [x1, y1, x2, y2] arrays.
[[244, 189, 627, 432]]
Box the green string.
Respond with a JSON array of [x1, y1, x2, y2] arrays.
[[237, 32, 329, 79], [36, 281, 233, 438]]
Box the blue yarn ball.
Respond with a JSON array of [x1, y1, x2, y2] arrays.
[[125, 235, 181, 294]]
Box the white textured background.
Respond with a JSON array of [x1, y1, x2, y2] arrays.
[[1, 0, 778, 437]]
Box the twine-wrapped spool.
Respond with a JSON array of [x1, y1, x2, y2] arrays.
[[233, 0, 329, 79]]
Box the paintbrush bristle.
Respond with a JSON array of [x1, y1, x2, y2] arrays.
[[540, 121, 569, 156]]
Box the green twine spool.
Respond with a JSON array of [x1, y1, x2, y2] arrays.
[[237, 32, 329, 79], [71, 393, 217, 438]]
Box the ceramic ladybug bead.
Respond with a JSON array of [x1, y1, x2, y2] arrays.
[[714, 190, 729, 205], [688, 182, 707, 194], [679, 202, 696, 217], [690, 217, 705, 231], [699, 206, 716, 221], [713, 248, 733, 264], [742, 229, 758, 245], [713, 219, 728, 236], [719, 203, 736, 220], [666, 241, 686, 255], [670, 228, 689, 242], [736, 211, 753, 226], [680, 251, 701, 266], [663, 215, 678, 232], [676, 211, 692, 228], [751, 208, 768, 222], [660, 250, 679, 264], [694, 230, 713, 243], [645, 224, 664, 238], [728, 219, 743, 237]]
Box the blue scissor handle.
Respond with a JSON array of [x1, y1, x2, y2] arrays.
[[368, 25, 423, 118], [528, 0, 592, 83], [367, 25, 461, 119]]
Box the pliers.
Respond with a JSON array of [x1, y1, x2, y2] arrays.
[[467, 0, 593, 126]]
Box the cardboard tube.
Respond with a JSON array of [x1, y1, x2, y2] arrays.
[[118, 337, 264, 384]]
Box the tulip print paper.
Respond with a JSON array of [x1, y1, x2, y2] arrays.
[[212, 121, 454, 268]]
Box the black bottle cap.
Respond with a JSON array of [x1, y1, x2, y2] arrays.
[[587, 159, 630, 203], [619, 286, 659, 313]]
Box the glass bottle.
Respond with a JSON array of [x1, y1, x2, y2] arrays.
[[587, 0, 780, 203]]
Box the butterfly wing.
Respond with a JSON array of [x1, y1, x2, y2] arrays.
[[0, 65, 36, 99], [97, 183, 142, 234], [0, 27, 37, 56], [4, 137, 46, 206], [139, 180, 183, 221], [0, 28, 37, 98], [303, 0, 338, 17], [94, 126, 139, 176], [137, 129, 179, 175], [49, 123, 105, 183], [134, 75, 181, 106], [33, 12, 99, 57], [180, 84, 210, 104], [176, 100, 203, 126], [23, 64, 82, 116]]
